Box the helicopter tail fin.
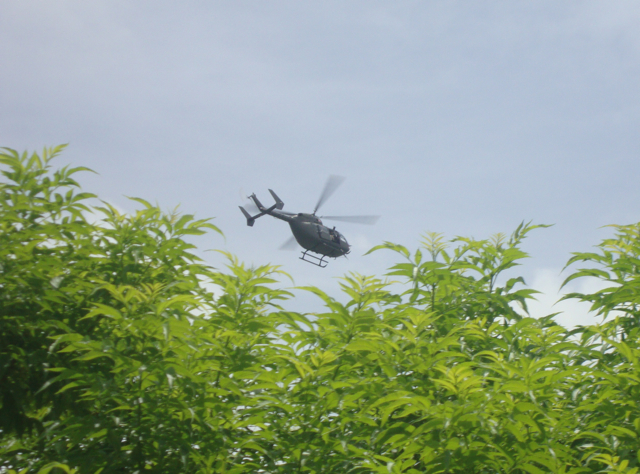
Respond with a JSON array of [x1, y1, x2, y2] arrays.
[[268, 189, 284, 210], [239, 206, 255, 227], [249, 193, 266, 211]]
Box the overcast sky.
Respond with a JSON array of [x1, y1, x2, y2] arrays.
[[2, 1, 639, 326]]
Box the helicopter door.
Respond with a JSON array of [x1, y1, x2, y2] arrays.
[[317, 226, 333, 242]]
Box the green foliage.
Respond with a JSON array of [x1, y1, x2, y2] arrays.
[[366, 223, 548, 333], [562, 223, 640, 329], [2, 147, 640, 473]]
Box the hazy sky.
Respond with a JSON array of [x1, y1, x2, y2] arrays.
[[2, 1, 639, 326]]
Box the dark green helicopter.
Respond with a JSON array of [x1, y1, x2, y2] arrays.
[[239, 176, 379, 267]]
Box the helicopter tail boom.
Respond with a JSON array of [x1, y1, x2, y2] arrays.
[[239, 204, 278, 226], [239, 190, 287, 226]]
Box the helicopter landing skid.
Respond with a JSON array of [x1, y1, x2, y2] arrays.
[[300, 249, 328, 268]]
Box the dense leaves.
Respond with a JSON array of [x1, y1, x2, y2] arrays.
[[1, 147, 639, 473]]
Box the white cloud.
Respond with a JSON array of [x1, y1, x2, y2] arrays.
[[526, 267, 614, 328]]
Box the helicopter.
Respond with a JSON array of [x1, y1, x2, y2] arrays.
[[239, 175, 379, 267]]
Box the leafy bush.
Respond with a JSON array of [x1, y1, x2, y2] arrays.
[[1, 147, 639, 473]]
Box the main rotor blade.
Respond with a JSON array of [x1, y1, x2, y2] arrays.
[[239, 192, 260, 214], [320, 215, 381, 225], [279, 235, 298, 250], [313, 175, 345, 215]]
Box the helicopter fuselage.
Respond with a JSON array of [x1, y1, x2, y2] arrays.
[[239, 190, 351, 265], [271, 211, 350, 258]]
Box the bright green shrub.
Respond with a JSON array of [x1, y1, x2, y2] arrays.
[[1, 147, 639, 473]]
